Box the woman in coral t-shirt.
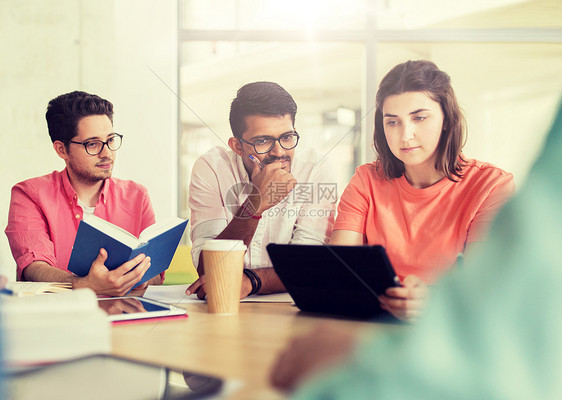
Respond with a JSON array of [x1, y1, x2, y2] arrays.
[[331, 60, 515, 321]]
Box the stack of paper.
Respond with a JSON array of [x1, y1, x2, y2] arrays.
[[5, 281, 72, 296], [0, 289, 111, 365]]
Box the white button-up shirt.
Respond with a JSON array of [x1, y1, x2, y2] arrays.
[[189, 146, 337, 269]]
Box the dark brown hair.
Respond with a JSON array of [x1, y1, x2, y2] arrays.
[[374, 60, 466, 180], [229, 82, 297, 138], [46, 91, 113, 144]]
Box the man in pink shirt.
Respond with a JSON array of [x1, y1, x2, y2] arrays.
[[5, 91, 162, 296]]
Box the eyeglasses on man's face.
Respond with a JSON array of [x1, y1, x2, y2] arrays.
[[67, 133, 123, 156], [238, 132, 299, 154]]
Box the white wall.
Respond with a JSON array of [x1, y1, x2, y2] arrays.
[[0, 0, 178, 280]]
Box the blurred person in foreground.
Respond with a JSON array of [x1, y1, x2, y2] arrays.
[[271, 100, 562, 399]]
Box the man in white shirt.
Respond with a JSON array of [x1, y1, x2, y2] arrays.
[[186, 82, 335, 299]]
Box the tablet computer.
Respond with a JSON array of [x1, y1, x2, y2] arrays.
[[98, 296, 187, 323], [5, 354, 223, 400], [267, 244, 400, 319]]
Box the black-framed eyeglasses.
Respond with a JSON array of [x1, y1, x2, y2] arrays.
[[238, 132, 299, 154], [67, 133, 123, 156]]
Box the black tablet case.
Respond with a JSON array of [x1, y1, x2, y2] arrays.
[[267, 244, 400, 319]]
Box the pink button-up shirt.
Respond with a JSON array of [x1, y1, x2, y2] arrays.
[[5, 169, 155, 280]]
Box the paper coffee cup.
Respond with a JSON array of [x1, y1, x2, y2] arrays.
[[202, 240, 247, 315]]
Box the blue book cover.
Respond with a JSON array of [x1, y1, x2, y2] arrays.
[[68, 217, 188, 288]]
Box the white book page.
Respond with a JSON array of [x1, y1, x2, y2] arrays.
[[138, 217, 186, 242], [84, 215, 140, 248], [1, 288, 99, 312], [144, 285, 202, 304], [144, 285, 294, 304], [6, 281, 72, 296], [240, 292, 294, 303]]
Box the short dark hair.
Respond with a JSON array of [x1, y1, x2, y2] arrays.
[[45, 91, 113, 143], [229, 82, 297, 138], [374, 60, 467, 181]]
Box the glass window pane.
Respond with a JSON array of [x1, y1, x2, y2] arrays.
[[374, 0, 562, 30], [430, 0, 562, 29], [180, 0, 368, 30], [376, 42, 562, 186], [179, 41, 364, 221]]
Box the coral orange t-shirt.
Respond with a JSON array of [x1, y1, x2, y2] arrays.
[[334, 159, 515, 283]]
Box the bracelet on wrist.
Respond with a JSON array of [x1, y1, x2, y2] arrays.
[[251, 269, 262, 294], [243, 268, 262, 296], [243, 269, 258, 295]]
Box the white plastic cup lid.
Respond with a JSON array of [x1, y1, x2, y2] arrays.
[[202, 239, 247, 252]]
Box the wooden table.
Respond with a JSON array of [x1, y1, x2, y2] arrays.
[[112, 301, 395, 399]]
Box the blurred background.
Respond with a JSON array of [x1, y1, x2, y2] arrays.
[[1, 0, 561, 280]]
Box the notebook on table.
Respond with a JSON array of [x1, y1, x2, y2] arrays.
[[266, 244, 401, 319]]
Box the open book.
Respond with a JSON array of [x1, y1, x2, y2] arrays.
[[1, 289, 110, 365], [6, 281, 72, 296], [68, 216, 188, 288]]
